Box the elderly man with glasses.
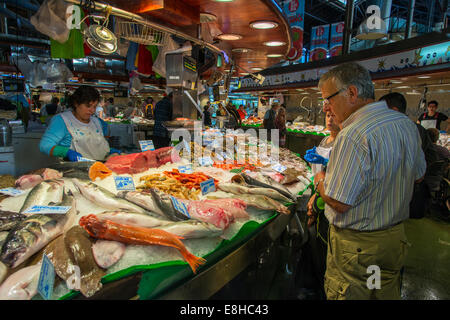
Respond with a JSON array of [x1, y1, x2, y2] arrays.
[[308, 62, 426, 300]]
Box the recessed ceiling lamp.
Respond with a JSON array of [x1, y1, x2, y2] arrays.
[[251, 67, 263, 71], [240, 72, 249, 76], [232, 48, 252, 53], [417, 75, 431, 79], [217, 33, 242, 40], [250, 20, 279, 30], [396, 86, 409, 89], [391, 80, 402, 84], [263, 41, 286, 47], [267, 53, 283, 58]]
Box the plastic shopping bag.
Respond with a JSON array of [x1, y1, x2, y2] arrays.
[[30, 0, 70, 44]]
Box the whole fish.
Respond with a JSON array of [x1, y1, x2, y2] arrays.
[[0, 211, 26, 231], [95, 211, 172, 229], [72, 178, 148, 214], [239, 173, 295, 201], [157, 220, 223, 239], [0, 213, 67, 268], [0, 263, 41, 300], [208, 193, 291, 215], [218, 183, 291, 203], [64, 226, 105, 298], [116, 190, 165, 217], [19, 180, 65, 214], [92, 240, 126, 269], [15, 174, 43, 190], [0, 231, 8, 249], [183, 200, 233, 229], [145, 189, 190, 221], [79, 214, 206, 274], [0, 261, 6, 285]]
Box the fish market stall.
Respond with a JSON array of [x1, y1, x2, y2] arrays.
[[0, 138, 312, 300], [285, 124, 330, 159]]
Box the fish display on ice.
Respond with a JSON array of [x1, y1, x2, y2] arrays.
[[0, 232, 8, 249], [239, 173, 295, 201], [0, 213, 67, 268], [95, 211, 172, 229], [15, 168, 63, 190], [72, 178, 148, 214], [208, 193, 291, 215], [218, 182, 291, 203], [157, 220, 223, 239], [79, 214, 206, 274], [0, 211, 26, 232], [184, 200, 234, 229], [19, 179, 65, 213], [92, 240, 126, 269], [116, 190, 165, 217], [64, 226, 105, 297], [0, 263, 41, 300]]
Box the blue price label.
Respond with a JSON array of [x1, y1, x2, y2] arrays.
[[38, 254, 55, 300], [200, 178, 216, 195], [23, 205, 71, 215], [170, 196, 190, 218], [272, 163, 287, 173], [0, 187, 26, 197], [198, 157, 214, 167], [77, 156, 95, 162], [178, 165, 193, 174], [114, 176, 136, 191], [139, 140, 155, 151]]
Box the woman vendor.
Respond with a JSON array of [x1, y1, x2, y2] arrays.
[[39, 85, 122, 162]]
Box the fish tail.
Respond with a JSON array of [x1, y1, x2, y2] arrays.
[[180, 249, 206, 274]]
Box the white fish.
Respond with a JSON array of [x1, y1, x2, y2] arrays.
[[92, 240, 126, 269], [218, 183, 291, 202], [0, 261, 7, 286], [0, 263, 41, 300], [95, 211, 171, 229], [157, 220, 224, 239], [19, 180, 65, 213]]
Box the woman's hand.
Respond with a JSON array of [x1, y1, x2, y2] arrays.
[[307, 193, 317, 227]]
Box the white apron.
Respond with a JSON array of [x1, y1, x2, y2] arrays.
[[311, 146, 332, 177], [61, 111, 110, 161], [420, 119, 437, 130]]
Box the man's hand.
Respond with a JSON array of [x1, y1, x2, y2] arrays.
[[307, 193, 317, 227]]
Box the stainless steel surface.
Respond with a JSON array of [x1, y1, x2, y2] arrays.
[[0, 120, 12, 147], [157, 211, 295, 300]]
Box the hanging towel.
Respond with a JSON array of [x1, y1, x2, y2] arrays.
[[137, 44, 154, 76], [126, 41, 139, 71], [50, 28, 85, 59]]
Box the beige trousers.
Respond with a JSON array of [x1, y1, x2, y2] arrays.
[[324, 223, 409, 300]]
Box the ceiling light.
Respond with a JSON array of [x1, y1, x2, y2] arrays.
[[200, 12, 217, 23], [296, 89, 304, 91], [417, 75, 431, 79], [355, 17, 387, 40], [266, 53, 283, 58], [250, 20, 278, 30], [232, 48, 252, 53], [396, 86, 409, 89], [217, 33, 242, 41], [263, 41, 286, 47], [406, 90, 421, 95], [240, 73, 249, 76], [251, 67, 263, 71], [391, 80, 402, 84]]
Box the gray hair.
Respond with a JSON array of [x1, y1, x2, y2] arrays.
[[318, 62, 375, 100]]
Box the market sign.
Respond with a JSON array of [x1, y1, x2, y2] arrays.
[[329, 22, 345, 57], [239, 41, 450, 89], [310, 24, 330, 61], [277, 0, 305, 61]]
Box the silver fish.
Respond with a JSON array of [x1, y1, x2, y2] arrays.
[[208, 193, 291, 215], [116, 190, 165, 216], [156, 220, 223, 239], [0, 213, 67, 268], [95, 211, 172, 229], [217, 183, 291, 203], [239, 173, 295, 201], [19, 180, 65, 214], [0, 211, 26, 232], [72, 179, 148, 214]]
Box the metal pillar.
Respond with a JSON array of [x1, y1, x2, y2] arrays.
[[427, 0, 436, 32], [405, 0, 416, 39], [342, 0, 355, 55]]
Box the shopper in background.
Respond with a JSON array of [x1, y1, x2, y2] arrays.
[[274, 104, 287, 147], [226, 102, 241, 128], [203, 104, 212, 127], [237, 105, 247, 120], [143, 97, 155, 119], [417, 100, 449, 131], [379, 92, 438, 219], [217, 103, 227, 116], [263, 103, 279, 142], [312, 62, 426, 300], [95, 97, 106, 119], [105, 97, 116, 118], [124, 101, 137, 119], [153, 91, 173, 149], [428, 128, 450, 160], [41, 97, 61, 126], [40, 85, 121, 161]]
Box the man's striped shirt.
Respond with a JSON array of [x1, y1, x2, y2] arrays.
[[324, 101, 426, 231]]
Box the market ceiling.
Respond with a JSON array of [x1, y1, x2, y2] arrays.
[[104, 0, 291, 76]]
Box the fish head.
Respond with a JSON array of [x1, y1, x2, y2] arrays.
[[0, 237, 28, 268]]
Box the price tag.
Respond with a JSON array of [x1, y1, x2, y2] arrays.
[[38, 254, 55, 300], [139, 140, 155, 151], [114, 176, 136, 191], [170, 196, 190, 218], [200, 178, 216, 195], [272, 163, 287, 173], [0, 188, 26, 197], [178, 164, 193, 174], [198, 157, 214, 167], [23, 205, 72, 215], [77, 156, 95, 162]]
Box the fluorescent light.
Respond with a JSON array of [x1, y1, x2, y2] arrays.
[[263, 41, 286, 47], [267, 53, 283, 58], [251, 67, 263, 71], [396, 86, 409, 89], [250, 21, 278, 30], [232, 48, 252, 53], [240, 73, 249, 75], [217, 33, 242, 40], [417, 75, 431, 79], [391, 80, 402, 84]]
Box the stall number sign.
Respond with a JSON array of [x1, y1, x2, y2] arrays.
[[200, 178, 216, 195], [139, 140, 155, 152], [38, 254, 55, 300], [114, 176, 136, 191], [23, 206, 72, 215], [198, 157, 214, 167], [170, 196, 190, 218], [178, 164, 193, 174], [272, 163, 287, 173], [77, 156, 95, 162], [0, 188, 26, 197]]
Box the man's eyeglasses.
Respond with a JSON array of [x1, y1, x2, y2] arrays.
[[322, 88, 346, 106]]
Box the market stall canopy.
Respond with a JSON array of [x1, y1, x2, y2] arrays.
[[105, 0, 291, 75]]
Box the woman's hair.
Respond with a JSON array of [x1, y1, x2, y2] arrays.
[[427, 128, 440, 143], [68, 85, 100, 109], [318, 62, 375, 100]]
